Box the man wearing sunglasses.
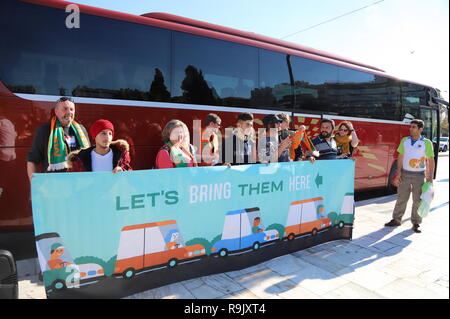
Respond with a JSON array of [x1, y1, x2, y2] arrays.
[[27, 97, 90, 181]]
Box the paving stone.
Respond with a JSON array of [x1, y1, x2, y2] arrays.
[[322, 282, 385, 299]]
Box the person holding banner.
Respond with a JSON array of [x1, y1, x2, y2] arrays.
[[155, 119, 198, 169], [199, 113, 222, 166], [224, 112, 258, 165], [334, 121, 359, 158], [311, 119, 339, 160], [26, 97, 90, 181], [385, 119, 435, 233], [258, 114, 291, 163], [67, 119, 132, 173], [277, 113, 317, 163]]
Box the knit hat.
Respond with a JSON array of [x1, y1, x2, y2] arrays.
[[89, 119, 114, 141]]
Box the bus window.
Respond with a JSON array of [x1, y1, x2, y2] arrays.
[[291, 57, 339, 113], [0, 0, 171, 101], [420, 108, 435, 140], [257, 50, 293, 110], [336, 67, 401, 121], [401, 83, 427, 120], [172, 32, 258, 108]]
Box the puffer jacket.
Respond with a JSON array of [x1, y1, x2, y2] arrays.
[[67, 139, 132, 172]]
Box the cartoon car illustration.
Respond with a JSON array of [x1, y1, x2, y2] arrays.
[[114, 220, 206, 279], [35, 233, 105, 291], [334, 192, 355, 228], [284, 197, 332, 240], [210, 207, 279, 257]]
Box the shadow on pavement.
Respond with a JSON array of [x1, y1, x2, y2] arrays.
[[264, 226, 414, 295]]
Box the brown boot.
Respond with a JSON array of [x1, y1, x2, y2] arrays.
[[412, 224, 421, 233], [385, 219, 401, 227]]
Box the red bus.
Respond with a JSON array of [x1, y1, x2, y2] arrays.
[[0, 0, 442, 247]]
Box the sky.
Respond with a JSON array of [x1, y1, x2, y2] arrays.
[[64, 0, 449, 102]]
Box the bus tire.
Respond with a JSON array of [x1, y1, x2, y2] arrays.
[[252, 242, 260, 251], [311, 228, 318, 236], [287, 233, 295, 241]]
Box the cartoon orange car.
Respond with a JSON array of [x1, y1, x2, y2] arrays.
[[284, 197, 332, 240], [114, 220, 206, 279]]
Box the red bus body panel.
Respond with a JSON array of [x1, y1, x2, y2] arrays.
[[0, 0, 414, 230]]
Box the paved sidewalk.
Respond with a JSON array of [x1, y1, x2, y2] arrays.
[[18, 160, 449, 299]]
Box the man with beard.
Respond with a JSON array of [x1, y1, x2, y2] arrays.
[[311, 118, 339, 160]]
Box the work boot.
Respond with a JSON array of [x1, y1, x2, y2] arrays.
[[384, 219, 401, 227], [412, 224, 421, 233]]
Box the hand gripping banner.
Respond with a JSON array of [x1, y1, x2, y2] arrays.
[[31, 160, 355, 299]]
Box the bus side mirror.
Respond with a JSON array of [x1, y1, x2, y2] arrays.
[[0, 250, 18, 299]]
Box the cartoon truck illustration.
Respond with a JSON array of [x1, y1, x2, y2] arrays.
[[334, 192, 355, 228], [35, 233, 104, 291], [210, 207, 279, 257], [114, 220, 206, 279], [284, 197, 332, 240]]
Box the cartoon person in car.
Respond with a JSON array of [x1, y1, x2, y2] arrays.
[[252, 217, 264, 234], [164, 229, 183, 250], [47, 243, 73, 270]]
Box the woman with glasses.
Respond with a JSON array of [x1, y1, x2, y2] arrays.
[[335, 121, 359, 158]]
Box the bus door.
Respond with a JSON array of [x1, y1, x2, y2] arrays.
[[420, 106, 439, 178]]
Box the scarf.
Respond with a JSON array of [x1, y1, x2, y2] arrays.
[[47, 116, 90, 171], [334, 134, 352, 155], [166, 141, 197, 168], [289, 129, 319, 160]]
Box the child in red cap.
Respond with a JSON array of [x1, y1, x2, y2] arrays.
[[67, 119, 132, 172]]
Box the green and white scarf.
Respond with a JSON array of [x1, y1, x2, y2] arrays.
[[47, 116, 90, 171], [165, 141, 197, 168]]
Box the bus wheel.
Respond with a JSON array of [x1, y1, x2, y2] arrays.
[[311, 228, 318, 236], [123, 268, 136, 279], [287, 233, 295, 241], [52, 279, 67, 290], [338, 221, 345, 229], [168, 259, 178, 268], [218, 249, 228, 257], [252, 242, 260, 251]]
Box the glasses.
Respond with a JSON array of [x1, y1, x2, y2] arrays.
[[57, 96, 74, 103], [339, 128, 349, 132]]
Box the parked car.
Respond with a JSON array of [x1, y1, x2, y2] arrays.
[[439, 137, 448, 152]]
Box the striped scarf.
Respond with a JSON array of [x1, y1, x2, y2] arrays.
[[166, 141, 197, 168], [47, 116, 90, 171]]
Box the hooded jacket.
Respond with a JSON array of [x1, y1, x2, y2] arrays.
[[67, 139, 132, 172]]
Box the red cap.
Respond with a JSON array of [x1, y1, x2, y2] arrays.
[[89, 119, 114, 141]]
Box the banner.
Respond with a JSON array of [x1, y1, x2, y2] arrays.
[[31, 160, 355, 299]]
